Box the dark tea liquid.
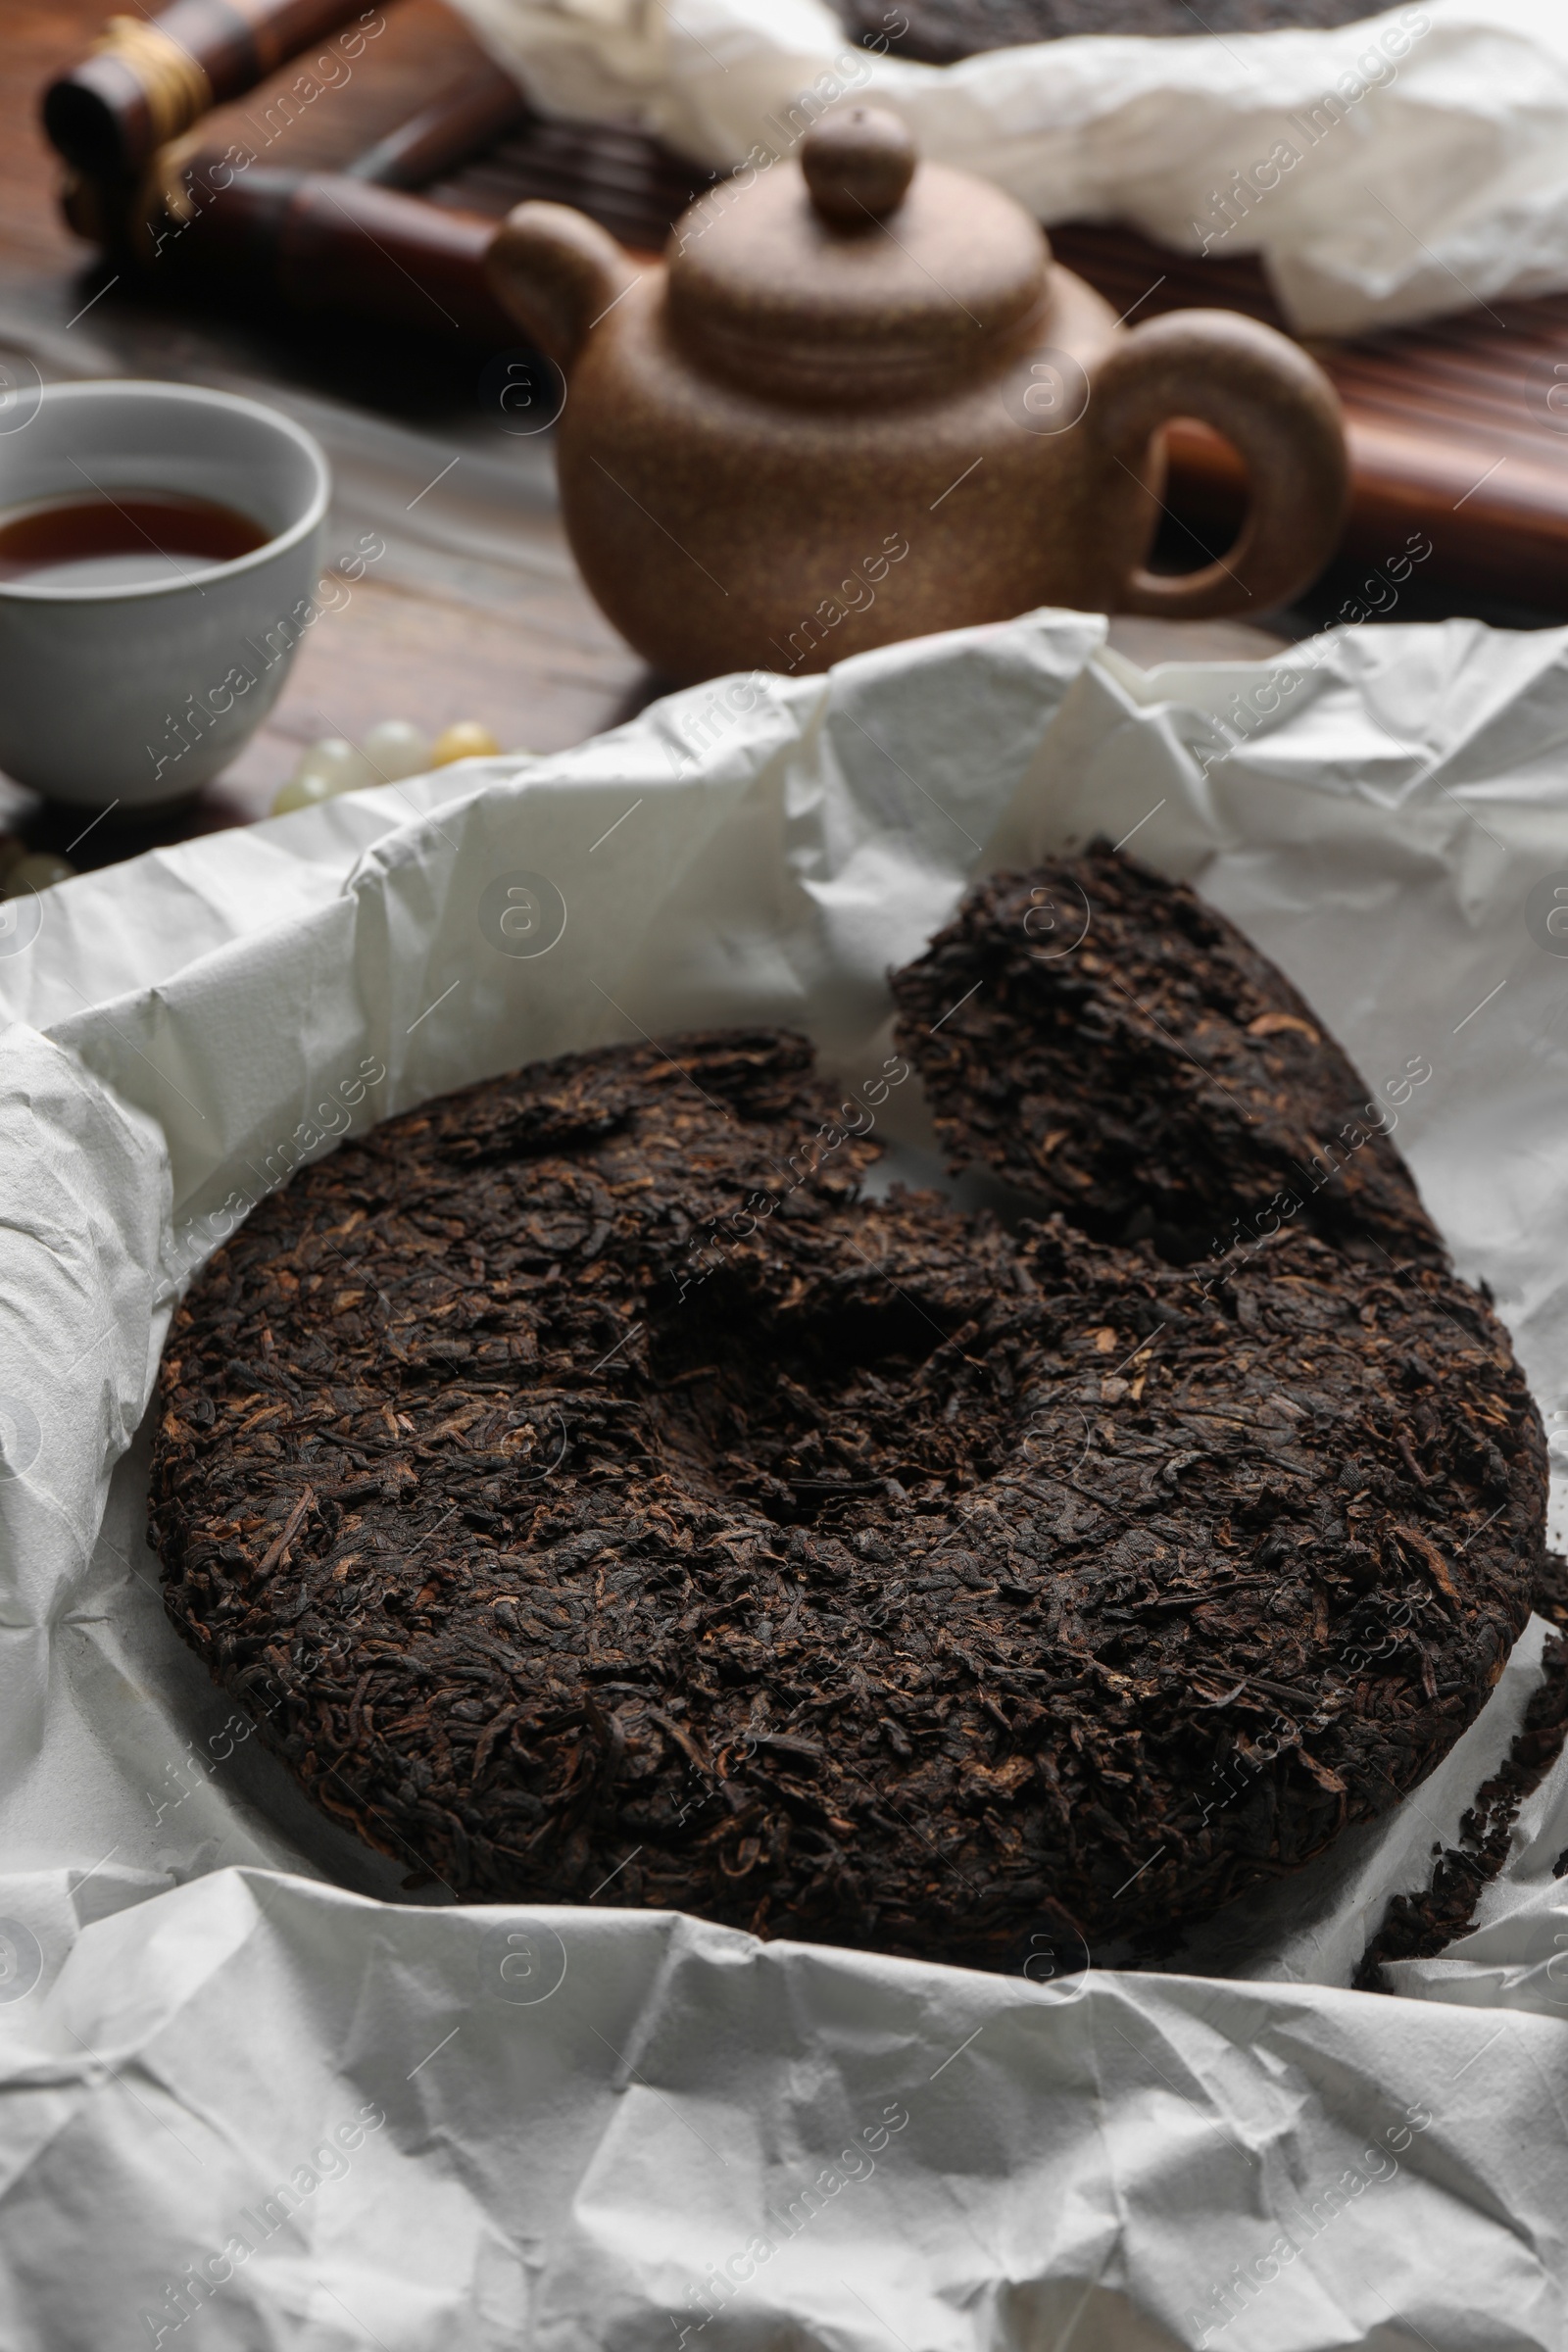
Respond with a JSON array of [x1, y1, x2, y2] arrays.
[[0, 490, 270, 588]]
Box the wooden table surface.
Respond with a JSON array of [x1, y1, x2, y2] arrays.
[[1, 0, 1287, 873]]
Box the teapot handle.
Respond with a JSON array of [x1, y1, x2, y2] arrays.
[[1088, 311, 1348, 619]]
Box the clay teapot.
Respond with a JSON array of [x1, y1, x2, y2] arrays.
[[485, 106, 1348, 684]]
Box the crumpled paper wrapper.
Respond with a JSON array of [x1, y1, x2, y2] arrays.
[[449, 0, 1568, 335], [3, 607, 1568, 2348]]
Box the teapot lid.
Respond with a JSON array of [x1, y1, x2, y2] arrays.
[[667, 107, 1051, 399]]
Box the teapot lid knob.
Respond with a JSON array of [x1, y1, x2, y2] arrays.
[[802, 106, 917, 226]]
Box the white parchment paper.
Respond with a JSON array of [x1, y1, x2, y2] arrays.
[[449, 0, 1568, 334], [4, 607, 1568, 2348]]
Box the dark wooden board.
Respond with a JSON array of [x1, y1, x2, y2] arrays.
[[36, 0, 1568, 616], [7, 0, 1565, 877]]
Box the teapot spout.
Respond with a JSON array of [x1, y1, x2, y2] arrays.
[[484, 202, 637, 371]]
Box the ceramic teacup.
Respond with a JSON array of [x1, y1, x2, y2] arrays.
[[0, 379, 329, 810]]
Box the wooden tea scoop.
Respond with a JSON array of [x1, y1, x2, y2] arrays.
[[187, 168, 515, 340]]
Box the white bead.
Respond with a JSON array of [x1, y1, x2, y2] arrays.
[[361, 718, 432, 783], [270, 769, 337, 817], [293, 737, 374, 796]]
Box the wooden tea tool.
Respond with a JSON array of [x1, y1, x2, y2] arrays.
[[42, 0, 375, 186]]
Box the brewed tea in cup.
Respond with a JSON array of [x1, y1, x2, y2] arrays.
[[0, 380, 329, 809]]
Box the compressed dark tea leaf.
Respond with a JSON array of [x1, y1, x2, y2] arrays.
[[891, 845, 1445, 1272], [839, 0, 1386, 66], [150, 858, 1546, 1971], [1350, 1629, 1568, 1990]]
